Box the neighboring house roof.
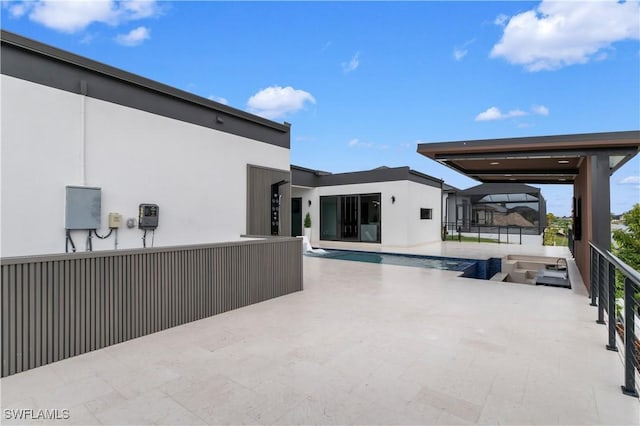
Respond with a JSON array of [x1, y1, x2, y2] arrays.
[[291, 165, 443, 189], [457, 182, 542, 197], [0, 30, 290, 149]]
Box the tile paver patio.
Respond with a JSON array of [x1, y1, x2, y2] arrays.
[[1, 251, 638, 425]]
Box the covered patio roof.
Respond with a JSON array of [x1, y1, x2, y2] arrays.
[[417, 131, 640, 184]]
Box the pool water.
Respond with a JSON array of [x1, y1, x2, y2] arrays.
[[312, 250, 501, 280]]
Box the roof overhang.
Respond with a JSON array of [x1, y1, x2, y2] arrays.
[[417, 131, 640, 184]]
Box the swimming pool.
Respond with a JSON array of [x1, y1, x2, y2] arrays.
[[310, 249, 501, 280]]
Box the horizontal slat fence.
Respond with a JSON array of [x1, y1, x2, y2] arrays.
[[1, 238, 302, 377]]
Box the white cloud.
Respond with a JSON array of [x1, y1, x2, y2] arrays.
[[453, 49, 467, 61], [247, 86, 316, 120], [10, 0, 160, 33], [475, 106, 527, 122], [619, 176, 640, 184], [342, 52, 360, 73], [347, 138, 389, 150], [400, 142, 413, 150], [532, 104, 549, 116], [115, 26, 150, 46], [476, 105, 551, 121], [7, 2, 30, 17], [207, 95, 228, 105], [476, 107, 503, 121], [453, 39, 475, 61], [121, 0, 157, 19], [494, 13, 508, 27], [491, 0, 640, 71]]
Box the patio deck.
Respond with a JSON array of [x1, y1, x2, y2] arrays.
[[1, 251, 638, 425]]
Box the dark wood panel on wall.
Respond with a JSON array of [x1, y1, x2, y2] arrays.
[[246, 165, 291, 236]]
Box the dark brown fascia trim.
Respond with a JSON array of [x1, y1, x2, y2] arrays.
[[463, 168, 579, 176], [432, 147, 637, 162], [408, 169, 444, 187], [290, 164, 332, 175], [417, 130, 640, 158], [1, 30, 291, 148], [1, 30, 289, 132], [291, 165, 442, 188], [476, 178, 575, 185], [291, 166, 321, 188]]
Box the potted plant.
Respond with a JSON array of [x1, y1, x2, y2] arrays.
[[303, 212, 312, 240]]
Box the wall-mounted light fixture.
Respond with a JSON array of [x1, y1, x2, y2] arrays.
[[391, 196, 396, 204], [308, 200, 312, 207], [216, 115, 224, 124]]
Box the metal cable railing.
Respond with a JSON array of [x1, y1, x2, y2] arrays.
[[441, 221, 528, 244], [590, 242, 640, 398]]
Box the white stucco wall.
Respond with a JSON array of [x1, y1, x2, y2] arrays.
[[1, 75, 290, 257], [293, 180, 442, 247], [406, 181, 442, 246]]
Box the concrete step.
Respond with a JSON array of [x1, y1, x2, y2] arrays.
[[490, 272, 508, 281], [509, 268, 537, 285]]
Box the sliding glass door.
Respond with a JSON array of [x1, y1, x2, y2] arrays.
[[360, 194, 381, 242], [320, 193, 381, 243], [340, 196, 359, 240], [320, 196, 338, 240]]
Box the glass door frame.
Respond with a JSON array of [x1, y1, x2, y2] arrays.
[[319, 193, 381, 243]]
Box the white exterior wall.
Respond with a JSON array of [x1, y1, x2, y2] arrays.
[[406, 181, 442, 246], [1, 75, 290, 257], [293, 180, 441, 247], [291, 186, 315, 238]]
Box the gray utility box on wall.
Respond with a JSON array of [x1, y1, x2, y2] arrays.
[[65, 186, 101, 230]]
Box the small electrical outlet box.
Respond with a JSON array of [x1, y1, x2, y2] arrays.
[[138, 204, 159, 229], [108, 212, 122, 229]]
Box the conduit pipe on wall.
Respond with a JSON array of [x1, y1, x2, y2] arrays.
[[80, 80, 87, 186]]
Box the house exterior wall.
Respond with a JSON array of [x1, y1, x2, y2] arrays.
[[1, 75, 290, 257], [246, 165, 291, 237], [573, 154, 612, 292], [293, 180, 442, 246], [573, 157, 593, 291]]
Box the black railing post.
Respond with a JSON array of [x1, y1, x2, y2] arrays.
[[519, 226, 522, 245], [498, 226, 500, 244], [477, 226, 480, 242], [606, 262, 618, 351], [597, 254, 605, 324], [621, 277, 639, 397], [590, 248, 597, 306]]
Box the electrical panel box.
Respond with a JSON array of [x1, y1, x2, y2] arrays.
[[138, 204, 159, 229], [65, 186, 101, 230], [108, 212, 122, 229]]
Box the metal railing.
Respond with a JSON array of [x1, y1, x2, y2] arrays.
[[441, 222, 526, 244], [0, 237, 303, 377], [589, 242, 639, 397], [568, 229, 575, 256]]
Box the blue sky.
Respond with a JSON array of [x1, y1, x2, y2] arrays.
[[2, 0, 639, 216]]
